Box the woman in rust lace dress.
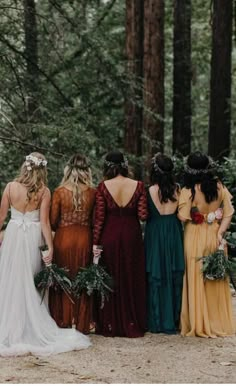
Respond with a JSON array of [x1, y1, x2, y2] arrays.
[[49, 154, 96, 334], [93, 151, 148, 337]]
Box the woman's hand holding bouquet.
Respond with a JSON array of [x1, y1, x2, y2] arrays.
[[93, 245, 103, 265]]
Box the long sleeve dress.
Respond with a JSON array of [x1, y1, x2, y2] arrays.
[[93, 181, 148, 337], [49, 186, 96, 334], [179, 183, 235, 337]]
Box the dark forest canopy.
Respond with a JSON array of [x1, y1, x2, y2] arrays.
[[0, 0, 235, 189]]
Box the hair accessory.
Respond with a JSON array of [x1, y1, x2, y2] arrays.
[[104, 157, 128, 169], [68, 163, 90, 171], [25, 155, 47, 171], [184, 156, 215, 175], [151, 156, 165, 174]]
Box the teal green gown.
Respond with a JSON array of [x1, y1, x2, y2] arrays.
[[144, 190, 184, 334]]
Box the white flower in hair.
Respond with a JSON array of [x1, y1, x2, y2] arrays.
[[25, 154, 47, 167]]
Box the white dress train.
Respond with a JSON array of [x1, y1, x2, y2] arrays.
[[0, 207, 91, 356]]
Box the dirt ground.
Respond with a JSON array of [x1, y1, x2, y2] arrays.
[[0, 297, 235, 384]]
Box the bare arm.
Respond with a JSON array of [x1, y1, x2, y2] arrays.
[[218, 186, 235, 245], [50, 189, 60, 231], [177, 213, 187, 222], [40, 188, 53, 264], [0, 183, 11, 231], [217, 215, 232, 245]]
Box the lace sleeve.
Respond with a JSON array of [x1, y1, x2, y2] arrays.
[[93, 184, 106, 244], [50, 189, 61, 231], [138, 182, 148, 221]]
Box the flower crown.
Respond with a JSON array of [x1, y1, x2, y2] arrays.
[[104, 157, 128, 169], [152, 156, 164, 174], [151, 156, 172, 174], [184, 157, 215, 175], [25, 155, 47, 171]]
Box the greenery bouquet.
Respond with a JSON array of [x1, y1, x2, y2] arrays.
[[72, 264, 114, 309], [225, 233, 236, 290], [34, 246, 74, 304], [198, 241, 236, 283]]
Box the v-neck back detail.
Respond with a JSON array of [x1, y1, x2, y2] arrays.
[[148, 189, 177, 217], [103, 181, 139, 208]]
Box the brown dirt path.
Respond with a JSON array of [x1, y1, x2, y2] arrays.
[[0, 297, 235, 384]]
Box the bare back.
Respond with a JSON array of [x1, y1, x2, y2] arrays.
[[192, 183, 223, 213], [7, 181, 46, 213], [149, 185, 179, 215], [104, 176, 138, 207]]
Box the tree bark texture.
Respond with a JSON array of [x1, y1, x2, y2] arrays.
[[125, 0, 144, 179], [172, 0, 191, 156], [143, 0, 164, 156], [208, 0, 232, 159], [23, 0, 39, 120]]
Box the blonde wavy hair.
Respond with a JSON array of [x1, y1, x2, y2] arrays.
[[15, 152, 48, 202], [61, 154, 92, 211]]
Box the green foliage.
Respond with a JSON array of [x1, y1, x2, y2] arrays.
[[34, 263, 73, 304], [0, 0, 125, 190], [0, 0, 235, 188], [198, 249, 236, 281], [73, 264, 114, 309]]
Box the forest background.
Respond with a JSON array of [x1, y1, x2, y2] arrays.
[[0, 0, 236, 194]]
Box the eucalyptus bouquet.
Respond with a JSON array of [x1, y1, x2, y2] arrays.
[[34, 246, 74, 304], [198, 241, 236, 283], [72, 264, 114, 309]]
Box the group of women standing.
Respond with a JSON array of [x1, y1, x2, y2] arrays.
[[0, 149, 235, 357], [50, 150, 235, 340]]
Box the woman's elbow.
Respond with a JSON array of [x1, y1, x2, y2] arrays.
[[177, 213, 187, 222]]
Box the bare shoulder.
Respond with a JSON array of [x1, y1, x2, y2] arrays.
[[8, 181, 20, 190], [41, 186, 51, 199], [126, 178, 139, 186], [149, 184, 157, 193], [5, 181, 23, 195]]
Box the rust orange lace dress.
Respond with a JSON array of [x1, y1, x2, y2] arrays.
[[93, 181, 148, 337], [49, 186, 96, 334]]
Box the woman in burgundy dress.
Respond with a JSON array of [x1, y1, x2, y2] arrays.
[[93, 151, 148, 337], [49, 154, 96, 334]]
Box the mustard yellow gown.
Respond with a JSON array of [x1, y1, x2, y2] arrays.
[[179, 184, 235, 337]]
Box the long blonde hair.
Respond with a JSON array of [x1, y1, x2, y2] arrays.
[[61, 154, 92, 211], [15, 152, 48, 202]]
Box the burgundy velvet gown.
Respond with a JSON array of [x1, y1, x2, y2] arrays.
[[93, 180, 148, 337]]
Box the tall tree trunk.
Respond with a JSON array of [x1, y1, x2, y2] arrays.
[[172, 0, 191, 156], [143, 0, 164, 156], [23, 0, 39, 121], [208, 0, 233, 159], [125, 0, 144, 179]]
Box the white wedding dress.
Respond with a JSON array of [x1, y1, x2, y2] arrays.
[[0, 207, 91, 357]]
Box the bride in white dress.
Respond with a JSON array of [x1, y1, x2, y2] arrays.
[[0, 152, 91, 356]]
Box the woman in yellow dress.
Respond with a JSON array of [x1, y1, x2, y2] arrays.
[[178, 151, 235, 337]]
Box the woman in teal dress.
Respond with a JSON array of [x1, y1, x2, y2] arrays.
[[144, 153, 184, 334]]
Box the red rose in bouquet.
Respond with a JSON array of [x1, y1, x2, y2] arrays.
[[191, 208, 204, 224]]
